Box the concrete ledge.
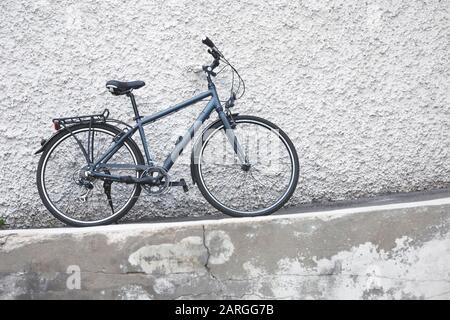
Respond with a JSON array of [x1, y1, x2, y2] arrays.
[[1, 198, 449, 299]]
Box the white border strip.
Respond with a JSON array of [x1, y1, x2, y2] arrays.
[[2, 197, 450, 236]]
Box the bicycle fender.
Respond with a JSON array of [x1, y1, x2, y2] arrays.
[[34, 131, 62, 154]]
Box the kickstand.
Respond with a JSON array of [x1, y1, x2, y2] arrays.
[[103, 170, 114, 214]]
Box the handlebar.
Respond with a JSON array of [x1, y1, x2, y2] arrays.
[[202, 36, 216, 49], [202, 36, 221, 76], [200, 36, 246, 100]]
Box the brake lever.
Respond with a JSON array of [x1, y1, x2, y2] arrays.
[[208, 48, 221, 60]]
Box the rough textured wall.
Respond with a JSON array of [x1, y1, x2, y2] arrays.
[[0, 0, 449, 227]]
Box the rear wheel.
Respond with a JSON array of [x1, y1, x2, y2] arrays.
[[37, 123, 144, 227], [192, 115, 299, 217]]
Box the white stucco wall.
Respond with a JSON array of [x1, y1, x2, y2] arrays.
[[0, 0, 449, 227]]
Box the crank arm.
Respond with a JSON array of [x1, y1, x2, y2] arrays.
[[169, 179, 189, 192]]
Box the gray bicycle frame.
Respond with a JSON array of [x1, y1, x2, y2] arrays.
[[89, 81, 247, 181]]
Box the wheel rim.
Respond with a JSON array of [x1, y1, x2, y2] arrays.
[[197, 119, 297, 215], [40, 127, 139, 224]]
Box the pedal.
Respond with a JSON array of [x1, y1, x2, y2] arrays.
[[169, 178, 189, 192], [180, 178, 188, 192]]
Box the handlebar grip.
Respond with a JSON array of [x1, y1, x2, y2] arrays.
[[202, 36, 216, 49]]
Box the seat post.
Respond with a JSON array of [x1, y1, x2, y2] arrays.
[[127, 92, 141, 120]]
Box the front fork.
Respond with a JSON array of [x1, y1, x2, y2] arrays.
[[217, 110, 249, 167]]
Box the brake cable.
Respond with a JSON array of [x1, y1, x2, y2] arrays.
[[219, 56, 246, 100], [205, 44, 246, 102]]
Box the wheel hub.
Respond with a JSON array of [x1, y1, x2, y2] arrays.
[[72, 168, 94, 189]]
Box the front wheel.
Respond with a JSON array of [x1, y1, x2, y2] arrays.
[[192, 115, 299, 217]]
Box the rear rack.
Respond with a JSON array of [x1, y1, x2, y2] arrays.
[[53, 109, 110, 127]]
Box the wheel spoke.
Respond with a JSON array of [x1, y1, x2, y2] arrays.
[[252, 166, 291, 186]]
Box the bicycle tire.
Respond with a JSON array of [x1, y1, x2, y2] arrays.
[[36, 123, 144, 227], [192, 115, 299, 217]]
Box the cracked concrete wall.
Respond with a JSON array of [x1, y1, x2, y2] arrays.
[[0, 0, 449, 227], [0, 202, 449, 299]]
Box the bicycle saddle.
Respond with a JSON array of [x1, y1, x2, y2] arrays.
[[106, 80, 145, 95]]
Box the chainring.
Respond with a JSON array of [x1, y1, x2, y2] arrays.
[[142, 167, 170, 195]]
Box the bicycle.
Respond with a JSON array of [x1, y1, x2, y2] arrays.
[[35, 37, 299, 227]]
